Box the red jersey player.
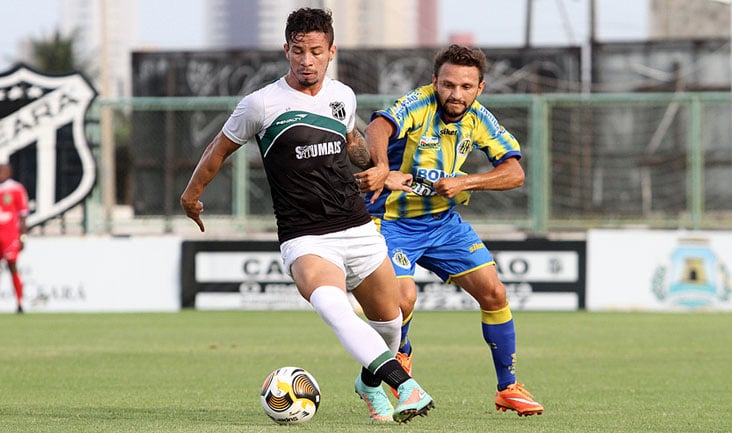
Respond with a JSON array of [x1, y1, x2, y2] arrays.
[[0, 163, 29, 313]]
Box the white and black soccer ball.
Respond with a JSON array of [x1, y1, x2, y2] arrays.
[[260, 366, 321, 424]]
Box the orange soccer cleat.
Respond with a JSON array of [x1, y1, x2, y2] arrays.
[[396, 351, 413, 376], [494, 383, 544, 416]]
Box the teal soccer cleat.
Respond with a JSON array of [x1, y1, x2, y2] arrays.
[[354, 375, 394, 422], [392, 378, 434, 423]]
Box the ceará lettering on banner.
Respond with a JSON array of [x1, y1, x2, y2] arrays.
[[242, 257, 286, 279]]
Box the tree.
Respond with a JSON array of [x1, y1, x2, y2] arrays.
[[30, 29, 92, 77]]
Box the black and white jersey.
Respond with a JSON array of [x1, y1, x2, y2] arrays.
[[222, 76, 371, 243]]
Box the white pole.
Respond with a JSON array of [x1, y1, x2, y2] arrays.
[[99, 0, 115, 233]]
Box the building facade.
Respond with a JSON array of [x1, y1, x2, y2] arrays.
[[59, 0, 138, 97], [204, 0, 438, 49], [649, 0, 730, 39]]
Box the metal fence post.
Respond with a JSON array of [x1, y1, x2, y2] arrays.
[[529, 94, 549, 234], [687, 96, 703, 229]]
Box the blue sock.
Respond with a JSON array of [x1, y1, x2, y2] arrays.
[[399, 311, 413, 355], [481, 305, 516, 390]]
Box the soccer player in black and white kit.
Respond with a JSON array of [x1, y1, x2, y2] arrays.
[[180, 8, 434, 424]]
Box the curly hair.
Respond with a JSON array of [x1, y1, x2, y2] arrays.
[[433, 44, 487, 79], [285, 8, 335, 46]]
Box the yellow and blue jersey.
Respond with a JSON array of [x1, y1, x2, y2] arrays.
[[366, 84, 521, 220]]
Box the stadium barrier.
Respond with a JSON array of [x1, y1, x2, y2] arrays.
[[587, 229, 732, 311], [182, 239, 586, 312], [0, 237, 181, 313], [3, 232, 731, 313]]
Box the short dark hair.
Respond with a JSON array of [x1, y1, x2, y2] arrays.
[[285, 8, 335, 46], [433, 44, 487, 80]]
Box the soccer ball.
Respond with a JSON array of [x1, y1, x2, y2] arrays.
[[260, 366, 321, 424]]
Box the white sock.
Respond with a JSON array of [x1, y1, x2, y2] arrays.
[[309, 286, 391, 368], [368, 314, 402, 355]]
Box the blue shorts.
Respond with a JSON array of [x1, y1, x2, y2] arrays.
[[378, 210, 495, 283]]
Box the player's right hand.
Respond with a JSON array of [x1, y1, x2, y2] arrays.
[[180, 197, 206, 232], [385, 171, 413, 193]]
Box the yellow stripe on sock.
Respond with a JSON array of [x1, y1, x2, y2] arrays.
[[402, 311, 413, 327], [481, 304, 513, 325]]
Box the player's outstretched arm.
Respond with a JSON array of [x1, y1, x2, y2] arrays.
[[180, 132, 240, 232], [434, 157, 525, 198]]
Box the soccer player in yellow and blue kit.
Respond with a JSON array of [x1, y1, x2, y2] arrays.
[[355, 44, 543, 416]]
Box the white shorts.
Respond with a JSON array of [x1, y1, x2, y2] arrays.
[[280, 221, 388, 290]]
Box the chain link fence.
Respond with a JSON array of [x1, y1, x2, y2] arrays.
[[33, 92, 732, 237]]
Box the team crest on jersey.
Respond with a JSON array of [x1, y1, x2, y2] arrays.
[[0, 64, 97, 228], [391, 249, 411, 270], [457, 138, 472, 156], [329, 101, 346, 120]]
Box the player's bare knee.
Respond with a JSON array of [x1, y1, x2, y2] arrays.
[[473, 283, 507, 310], [399, 299, 415, 316], [399, 287, 417, 314]]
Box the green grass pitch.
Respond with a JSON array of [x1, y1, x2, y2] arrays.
[[0, 310, 730, 433]]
